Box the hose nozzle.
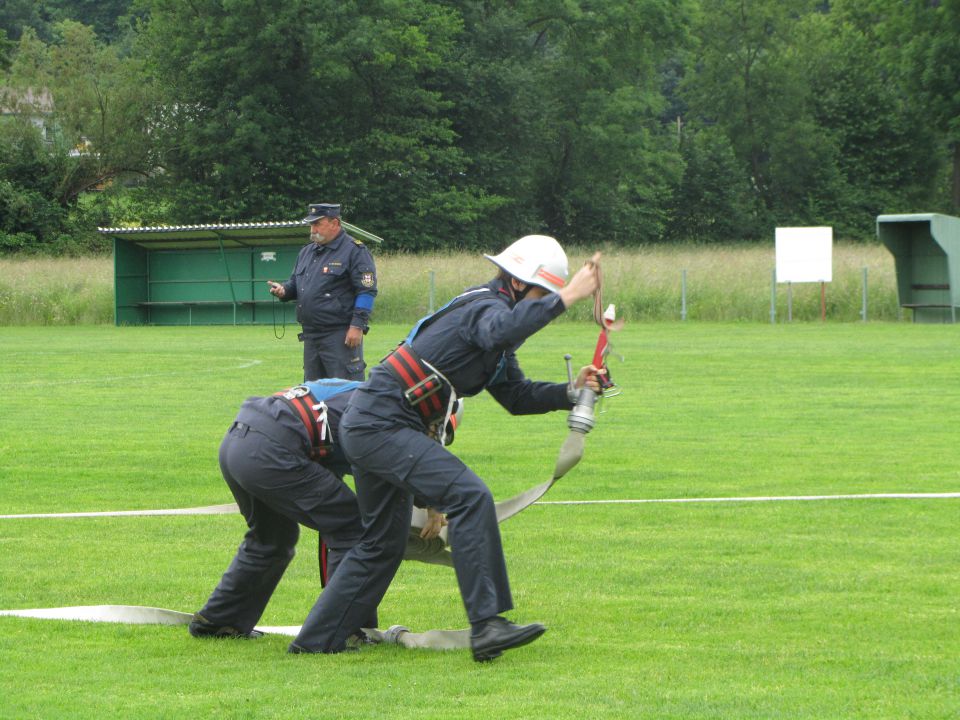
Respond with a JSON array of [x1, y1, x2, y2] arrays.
[[567, 386, 596, 434], [562, 353, 596, 434]]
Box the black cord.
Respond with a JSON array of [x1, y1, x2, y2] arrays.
[[272, 294, 285, 339]]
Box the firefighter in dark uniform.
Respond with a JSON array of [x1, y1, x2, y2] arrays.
[[188, 379, 447, 642], [268, 203, 377, 381], [289, 235, 604, 661]]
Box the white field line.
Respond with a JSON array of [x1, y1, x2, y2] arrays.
[[1, 493, 958, 520], [538, 492, 960, 505], [4, 358, 262, 388], [0, 504, 238, 519]]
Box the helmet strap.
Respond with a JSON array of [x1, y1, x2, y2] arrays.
[[510, 278, 531, 302]]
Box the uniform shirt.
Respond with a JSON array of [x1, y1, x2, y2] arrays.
[[235, 390, 352, 476], [280, 229, 377, 333], [349, 278, 572, 429]]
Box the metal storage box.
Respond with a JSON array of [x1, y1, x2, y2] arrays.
[[877, 213, 960, 323]]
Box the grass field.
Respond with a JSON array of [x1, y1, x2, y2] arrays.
[[0, 323, 958, 718]]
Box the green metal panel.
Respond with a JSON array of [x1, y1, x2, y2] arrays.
[[877, 213, 960, 323], [100, 220, 378, 326], [113, 237, 148, 325]]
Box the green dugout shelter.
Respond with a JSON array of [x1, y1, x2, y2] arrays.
[[877, 213, 960, 324], [100, 220, 382, 326]]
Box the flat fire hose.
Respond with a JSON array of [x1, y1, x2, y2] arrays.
[[0, 604, 467, 649]]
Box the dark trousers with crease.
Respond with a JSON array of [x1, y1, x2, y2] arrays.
[[302, 329, 365, 382], [291, 409, 512, 653], [195, 422, 374, 634]]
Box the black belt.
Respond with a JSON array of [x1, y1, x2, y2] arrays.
[[382, 344, 450, 423]]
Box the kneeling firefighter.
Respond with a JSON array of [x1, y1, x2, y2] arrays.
[[291, 235, 604, 661], [189, 379, 457, 643]]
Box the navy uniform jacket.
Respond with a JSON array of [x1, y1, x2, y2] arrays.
[[280, 229, 378, 333], [349, 278, 572, 428], [235, 390, 351, 476]]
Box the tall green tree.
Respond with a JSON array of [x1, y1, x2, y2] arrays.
[[516, 0, 692, 244], [0, 0, 47, 41], [135, 0, 322, 222], [899, 0, 960, 210], [44, 0, 134, 43], [137, 0, 478, 249], [668, 125, 758, 242], [303, 0, 483, 249], [797, 6, 939, 233], [683, 0, 829, 225]]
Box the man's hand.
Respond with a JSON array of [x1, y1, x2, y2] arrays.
[[345, 326, 363, 348], [575, 364, 606, 394], [558, 252, 601, 308], [420, 507, 447, 540], [267, 280, 286, 299]]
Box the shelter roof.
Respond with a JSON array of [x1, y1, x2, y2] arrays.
[[98, 220, 383, 250]]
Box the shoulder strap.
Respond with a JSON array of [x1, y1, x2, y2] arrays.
[[404, 287, 493, 345]]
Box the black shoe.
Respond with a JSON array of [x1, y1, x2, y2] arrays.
[[188, 613, 264, 639], [470, 617, 546, 662]]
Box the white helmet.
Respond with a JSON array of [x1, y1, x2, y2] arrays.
[[484, 235, 568, 293]]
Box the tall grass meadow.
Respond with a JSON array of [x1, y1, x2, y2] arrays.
[[0, 243, 901, 325]]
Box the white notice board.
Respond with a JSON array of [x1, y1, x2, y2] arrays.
[[775, 227, 833, 283]]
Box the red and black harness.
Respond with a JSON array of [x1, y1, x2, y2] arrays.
[[382, 343, 450, 424], [273, 388, 331, 460]]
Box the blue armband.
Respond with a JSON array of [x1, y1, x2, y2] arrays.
[[354, 293, 375, 311]]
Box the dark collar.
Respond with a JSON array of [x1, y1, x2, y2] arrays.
[[486, 278, 516, 307]]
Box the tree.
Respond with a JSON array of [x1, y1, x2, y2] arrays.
[[5, 22, 159, 205], [302, 0, 484, 249], [134, 0, 322, 221], [682, 0, 827, 231], [900, 0, 960, 210], [44, 0, 134, 43], [513, 0, 692, 244], [798, 7, 940, 233], [668, 125, 758, 241], [0, 0, 47, 41], [136, 0, 479, 249]]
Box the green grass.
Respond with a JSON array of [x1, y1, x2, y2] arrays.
[[0, 242, 903, 325], [1, 323, 958, 718]]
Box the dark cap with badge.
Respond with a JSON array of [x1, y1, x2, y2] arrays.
[[303, 203, 341, 223]]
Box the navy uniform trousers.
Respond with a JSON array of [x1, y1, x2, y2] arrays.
[[301, 328, 365, 381], [292, 410, 509, 652], [196, 421, 373, 635]]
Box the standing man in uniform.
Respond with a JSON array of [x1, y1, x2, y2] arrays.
[[188, 378, 447, 643], [288, 235, 604, 662], [268, 203, 377, 381]]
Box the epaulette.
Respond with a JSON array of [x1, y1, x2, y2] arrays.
[[353, 239, 365, 247]]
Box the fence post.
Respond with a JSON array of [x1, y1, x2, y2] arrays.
[[770, 268, 777, 324], [681, 269, 687, 321], [861, 267, 868, 322]]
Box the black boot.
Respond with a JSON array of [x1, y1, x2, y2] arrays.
[[187, 613, 264, 639], [470, 616, 546, 662]]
